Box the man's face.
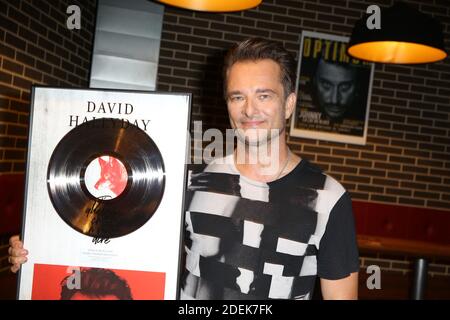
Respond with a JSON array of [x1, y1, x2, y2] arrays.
[[226, 59, 296, 146], [314, 60, 356, 121]]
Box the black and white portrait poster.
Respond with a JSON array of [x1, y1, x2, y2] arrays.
[[18, 87, 191, 300], [290, 31, 374, 145]]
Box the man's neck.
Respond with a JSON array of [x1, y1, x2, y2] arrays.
[[234, 135, 300, 182]]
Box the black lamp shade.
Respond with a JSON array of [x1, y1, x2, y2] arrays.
[[348, 2, 447, 64]]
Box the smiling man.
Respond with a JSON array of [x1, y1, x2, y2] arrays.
[[181, 38, 359, 300]]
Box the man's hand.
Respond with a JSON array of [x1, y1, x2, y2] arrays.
[[8, 235, 28, 273], [320, 271, 359, 300]]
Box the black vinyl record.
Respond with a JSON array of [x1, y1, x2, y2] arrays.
[[47, 118, 165, 238]]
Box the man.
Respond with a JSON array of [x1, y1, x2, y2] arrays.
[[9, 38, 359, 300], [60, 268, 133, 300], [312, 57, 359, 122]]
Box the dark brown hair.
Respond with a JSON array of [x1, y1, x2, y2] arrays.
[[60, 268, 133, 300], [223, 37, 296, 99]]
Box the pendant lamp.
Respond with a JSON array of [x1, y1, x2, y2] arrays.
[[157, 0, 262, 12], [347, 2, 447, 64]]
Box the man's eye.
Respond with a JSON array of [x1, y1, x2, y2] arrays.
[[258, 94, 270, 101], [230, 96, 244, 102], [320, 81, 331, 89]]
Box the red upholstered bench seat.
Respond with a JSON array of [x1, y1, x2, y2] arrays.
[[353, 200, 450, 246]]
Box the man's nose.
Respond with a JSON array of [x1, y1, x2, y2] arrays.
[[331, 87, 338, 104], [244, 97, 257, 118]]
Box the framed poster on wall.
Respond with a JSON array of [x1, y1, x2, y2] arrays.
[[18, 86, 191, 300], [290, 31, 374, 145]]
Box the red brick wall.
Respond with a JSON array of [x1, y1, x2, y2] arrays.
[[157, 0, 450, 212], [0, 0, 96, 173]]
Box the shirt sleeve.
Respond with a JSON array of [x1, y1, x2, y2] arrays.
[[317, 191, 360, 280]]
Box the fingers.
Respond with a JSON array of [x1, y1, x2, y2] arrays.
[[8, 234, 28, 273], [9, 235, 23, 249]]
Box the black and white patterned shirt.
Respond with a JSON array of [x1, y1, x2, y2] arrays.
[[181, 154, 359, 300]]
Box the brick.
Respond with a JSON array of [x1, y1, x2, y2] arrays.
[[27, 43, 45, 59], [409, 101, 436, 111], [377, 129, 403, 139], [389, 155, 415, 165], [210, 22, 239, 33], [0, 70, 12, 84], [0, 162, 12, 172], [303, 145, 331, 154], [430, 169, 450, 177], [427, 201, 450, 210], [404, 133, 431, 142], [243, 10, 273, 21], [343, 174, 370, 183], [385, 167, 412, 181], [240, 27, 270, 37], [193, 28, 222, 39], [403, 165, 428, 174], [304, 3, 332, 13], [332, 148, 359, 158], [13, 76, 32, 90], [0, 15, 19, 33], [371, 194, 397, 203], [358, 184, 384, 193], [10, 100, 29, 112], [414, 191, 440, 200], [7, 124, 27, 136], [258, 3, 287, 15], [179, 17, 209, 28], [359, 168, 386, 177], [36, 60, 52, 74], [398, 197, 425, 207], [0, 136, 15, 147], [406, 117, 433, 126], [416, 175, 442, 184], [0, 84, 21, 99], [13, 161, 25, 172], [4, 149, 25, 160], [418, 143, 445, 152], [5, 33, 26, 50], [424, 95, 449, 105], [16, 52, 35, 66], [331, 165, 357, 174], [374, 162, 401, 171], [403, 149, 430, 158], [395, 91, 422, 101], [346, 158, 372, 167], [373, 178, 400, 187], [386, 188, 412, 197], [350, 192, 369, 200], [361, 152, 388, 161], [392, 124, 419, 133], [256, 21, 285, 32], [0, 110, 18, 122], [317, 155, 344, 164], [38, 36, 55, 52]]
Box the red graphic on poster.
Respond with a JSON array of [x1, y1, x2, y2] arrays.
[[85, 156, 128, 200], [31, 264, 165, 300]]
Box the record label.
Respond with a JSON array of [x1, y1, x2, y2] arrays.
[[84, 155, 128, 200]]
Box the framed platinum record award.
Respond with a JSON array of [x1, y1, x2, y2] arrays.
[[18, 86, 191, 300]]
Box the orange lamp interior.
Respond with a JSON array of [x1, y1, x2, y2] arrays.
[[157, 0, 262, 12], [348, 41, 447, 64]]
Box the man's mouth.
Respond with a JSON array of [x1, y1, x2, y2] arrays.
[[241, 120, 265, 128]]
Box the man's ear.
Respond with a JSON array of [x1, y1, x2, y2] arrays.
[[285, 92, 297, 119]]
